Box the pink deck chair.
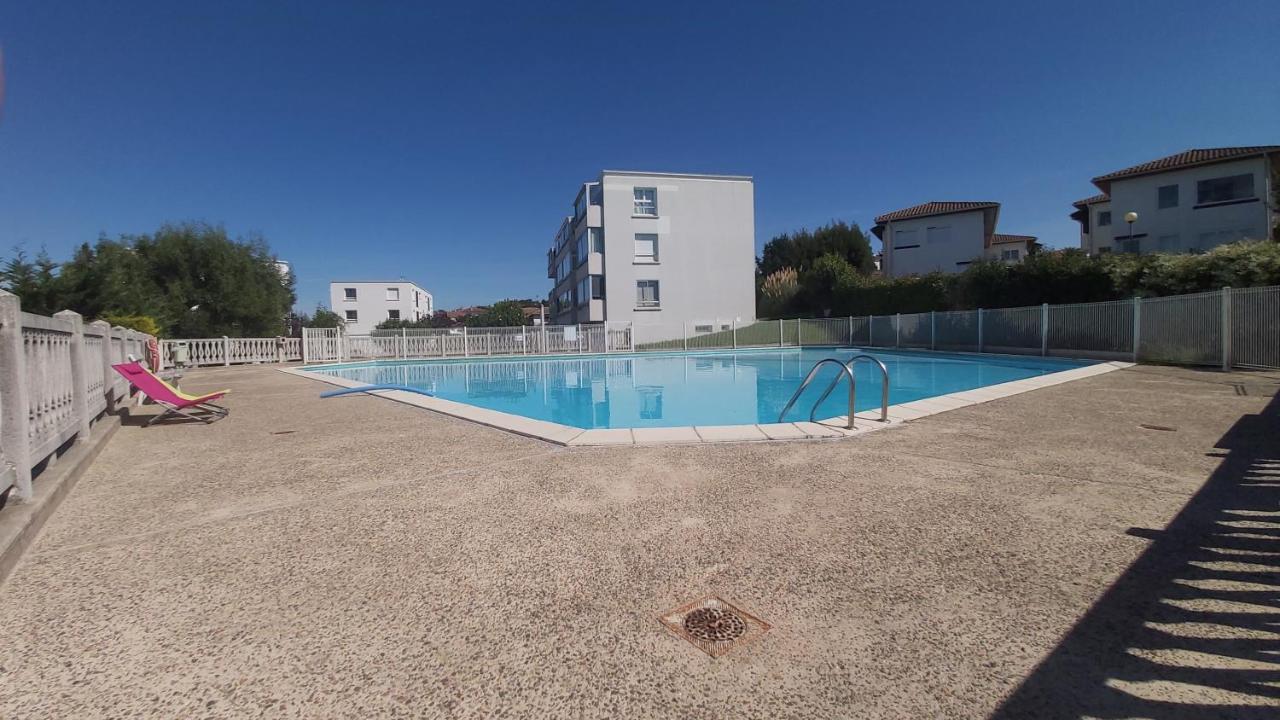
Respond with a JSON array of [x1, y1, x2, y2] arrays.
[[112, 361, 230, 426]]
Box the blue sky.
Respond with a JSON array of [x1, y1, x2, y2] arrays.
[[2, 1, 1276, 311]]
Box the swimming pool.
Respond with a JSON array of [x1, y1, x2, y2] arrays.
[[301, 347, 1093, 430]]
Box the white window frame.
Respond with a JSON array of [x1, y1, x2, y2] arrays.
[[386, 287, 400, 301], [345, 309, 358, 322], [387, 309, 400, 320], [636, 280, 660, 308], [344, 287, 357, 301], [1157, 184, 1179, 209], [1097, 211, 1111, 227], [633, 187, 658, 217], [634, 233, 659, 263], [1001, 248, 1020, 261], [925, 225, 951, 244]]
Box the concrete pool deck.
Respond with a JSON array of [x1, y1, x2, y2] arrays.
[[282, 355, 1129, 445], [0, 363, 1277, 717]]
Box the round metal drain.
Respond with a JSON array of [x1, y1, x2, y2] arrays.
[[683, 607, 747, 642]]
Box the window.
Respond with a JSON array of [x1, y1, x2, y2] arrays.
[[633, 187, 657, 216], [1119, 238, 1140, 254], [893, 228, 919, 248], [1001, 249, 1020, 261], [636, 280, 660, 308], [589, 227, 604, 253], [925, 225, 951, 244], [1197, 174, 1254, 205], [414, 292, 420, 308], [576, 275, 604, 305], [1156, 234, 1181, 252], [575, 229, 589, 264], [345, 310, 358, 322], [1097, 211, 1111, 227], [344, 287, 357, 301], [386, 287, 400, 301], [387, 309, 400, 320], [634, 233, 658, 263], [1157, 184, 1179, 209]]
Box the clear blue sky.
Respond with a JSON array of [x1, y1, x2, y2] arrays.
[[2, 1, 1276, 312]]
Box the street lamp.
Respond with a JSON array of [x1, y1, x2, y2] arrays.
[[1124, 212, 1138, 253]]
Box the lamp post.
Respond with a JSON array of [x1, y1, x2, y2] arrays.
[[1124, 211, 1138, 253]]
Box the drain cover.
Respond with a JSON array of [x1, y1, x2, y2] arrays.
[[660, 595, 770, 657]]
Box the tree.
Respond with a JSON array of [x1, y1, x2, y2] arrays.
[[302, 306, 345, 329], [757, 221, 876, 279], [800, 253, 859, 316], [10, 222, 296, 338], [464, 300, 527, 327], [0, 247, 61, 315]]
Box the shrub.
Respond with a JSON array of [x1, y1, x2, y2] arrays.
[[102, 314, 161, 336]]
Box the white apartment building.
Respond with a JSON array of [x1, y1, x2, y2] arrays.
[[872, 201, 1037, 278], [328, 280, 434, 334], [545, 170, 756, 328], [1072, 146, 1278, 255]]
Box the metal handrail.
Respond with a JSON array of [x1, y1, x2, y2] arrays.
[[778, 354, 891, 430], [776, 358, 858, 429], [813, 354, 890, 427]]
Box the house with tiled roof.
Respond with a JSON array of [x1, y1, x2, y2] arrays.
[[1071, 146, 1279, 255], [871, 202, 1036, 278]]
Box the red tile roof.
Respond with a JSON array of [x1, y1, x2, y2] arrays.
[[1092, 146, 1279, 187], [1072, 193, 1109, 207], [874, 201, 999, 224], [991, 234, 1036, 245]]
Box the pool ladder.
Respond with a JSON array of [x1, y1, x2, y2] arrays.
[[777, 354, 890, 429]]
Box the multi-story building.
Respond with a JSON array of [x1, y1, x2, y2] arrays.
[[545, 170, 756, 328], [328, 280, 433, 334], [872, 201, 1037, 278], [1072, 146, 1278, 255]]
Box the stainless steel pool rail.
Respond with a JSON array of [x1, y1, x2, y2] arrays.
[[777, 354, 890, 429]]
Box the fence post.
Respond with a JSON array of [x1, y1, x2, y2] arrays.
[[732, 319, 738, 349], [867, 315, 872, 345], [931, 311, 936, 351], [300, 328, 310, 364], [577, 323, 583, 354], [463, 326, 469, 357], [1132, 296, 1141, 363], [0, 291, 33, 500], [778, 319, 783, 347], [977, 309, 984, 353], [222, 336, 230, 366], [683, 322, 689, 351], [1040, 303, 1049, 357], [847, 315, 853, 345], [400, 328, 407, 359], [89, 320, 114, 411], [1221, 286, 1232, 371], [895, 313, 901, 348], [797, 319, 803, 346], [523, 324, 529, 355], [54, 311, 91, 443]]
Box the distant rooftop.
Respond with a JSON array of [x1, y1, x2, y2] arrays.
[[991, 234, 1037, 245], [874, 201, 999, 224], [600, 170, 753, 182], [1091, 146, 1279, 190]]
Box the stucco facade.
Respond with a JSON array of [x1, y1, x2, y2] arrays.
[[546, 171, 756, 330], [328, 281, 434, 334], [1074, 147, 1278, 255]]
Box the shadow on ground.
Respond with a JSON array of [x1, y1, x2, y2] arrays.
[[991, 391, 1280, 719]]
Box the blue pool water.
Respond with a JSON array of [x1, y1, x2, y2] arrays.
[[306, 347, 1091, 429]]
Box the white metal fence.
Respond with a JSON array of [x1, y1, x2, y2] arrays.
[[164, 285, 1279, 372], [0, 290, 155, 502]]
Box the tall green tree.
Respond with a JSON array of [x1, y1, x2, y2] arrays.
[[464, 300, 528, 327], [757, 221, 876, 278], [0, 247, 61, 315], [2, 222, 295, 337]]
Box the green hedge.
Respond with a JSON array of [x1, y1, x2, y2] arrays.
[[764, 241, 1280, 317]]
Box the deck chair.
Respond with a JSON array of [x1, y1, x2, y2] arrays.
[[111, 361, 230, 426]]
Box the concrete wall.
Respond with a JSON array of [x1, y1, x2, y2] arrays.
[[599, 172, 756, 328], [1101, 157, 1271, 254], [329, 282, 434, 334], [883, 210, 987, 278]]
